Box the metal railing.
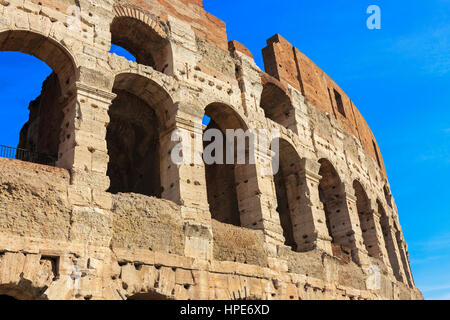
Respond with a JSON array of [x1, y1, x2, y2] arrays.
[[0, 145, 56, 166]]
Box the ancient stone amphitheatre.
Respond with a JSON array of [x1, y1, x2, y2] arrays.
[[0, 0, 422, 300]]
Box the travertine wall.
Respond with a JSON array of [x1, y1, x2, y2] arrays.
[[0, 0, 421, 300]]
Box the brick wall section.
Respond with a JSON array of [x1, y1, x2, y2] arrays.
[[228, 40, 253, 59], [262, 34, 387, 177]]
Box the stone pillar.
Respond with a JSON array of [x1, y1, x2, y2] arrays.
[[293, 158, 332, 254], [159, 102, 212, 260], [251, 145, 288, 270], [59, 80, 116, 246]]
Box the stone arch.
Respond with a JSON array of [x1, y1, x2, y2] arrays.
[[203, 102, 261, 228], [0, 29, 78, 165], [318, 159, 354, 257], [271, 137, 318, 251], [111, 5, 172, 74], [0, 285, 40, 300], [393, 223, 414, 287], [353, 180, 383, 258], [383, 184, 393, 208], [260, 82, 294, 130], [0, 30, 78, 92], [106, 72, 174, 197], [377, 199, 403, 282]]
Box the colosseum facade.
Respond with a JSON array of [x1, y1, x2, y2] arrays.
[[0, 0, 423, 300]]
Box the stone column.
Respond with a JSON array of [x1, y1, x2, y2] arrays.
[[293, 158, 332, 254], [250, 144, 288, 270], [58, 80, 116, 247], [159, 102, 212, 260]]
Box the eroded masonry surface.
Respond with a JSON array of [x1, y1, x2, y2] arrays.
[[0, 0, 422, 300]]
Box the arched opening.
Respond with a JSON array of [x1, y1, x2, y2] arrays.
[[0, 285, 38, 300], [106, 73, 173, 198], [260, 83, 294, 130], [318, 159, 353, 258], [0, 31, 77, 167], [110, 16, 171, 74], [384, 184, 393, 208], [377, 200, 403, 282], [353, 181, 380, 258], [394, 223, 414, 287], [203, 103, 259, 228], [271, 139, 304, 251]]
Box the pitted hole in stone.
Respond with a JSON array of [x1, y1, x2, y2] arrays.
[[40, 256, 59, 281]]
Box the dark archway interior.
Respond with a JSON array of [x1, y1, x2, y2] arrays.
[[203, 104, 242, 226], [106, 73, 173, 198], [394, 223, 414, 287], [18, 73, 64, 161], [384, 184, 393, 208], [0, 285, 38, 300], [127, 291, 170, 300], [378, 200, 402, 281], [318, 159, 344, 245], [272, 139, 300, 250], [110, 17, 170, 73], [260, 83, 293, 129], [106, 89, 161, 197], [353, 180, 376, 257]]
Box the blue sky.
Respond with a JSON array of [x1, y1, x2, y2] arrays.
[[0, 0, 448, 299]]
